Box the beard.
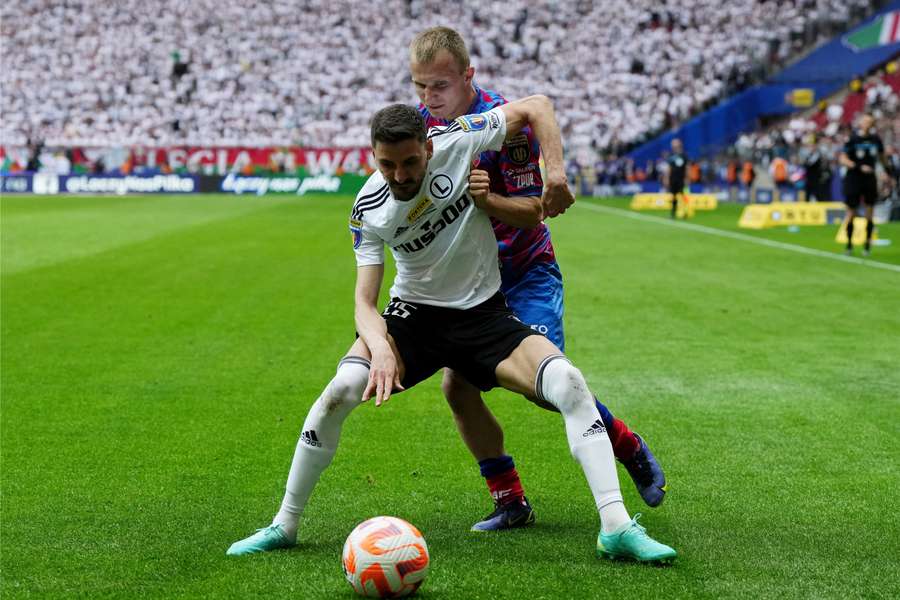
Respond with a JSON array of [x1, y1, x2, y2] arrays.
[[389, 179, 423, 201]]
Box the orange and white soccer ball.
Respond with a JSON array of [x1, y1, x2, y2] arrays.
[[342, 516, 430, 598]]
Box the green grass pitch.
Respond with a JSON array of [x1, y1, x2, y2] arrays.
[[2, 193, 899, 599]]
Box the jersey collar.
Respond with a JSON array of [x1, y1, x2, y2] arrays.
[[464, 84, 482, 117]]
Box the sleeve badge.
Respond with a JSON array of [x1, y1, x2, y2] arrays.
[[455, 114, 487, 132], [349, 218, 363, 249]]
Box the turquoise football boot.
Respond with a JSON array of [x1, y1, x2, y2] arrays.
[[226, 524, 294, 556], [596, 514, 676, 563]]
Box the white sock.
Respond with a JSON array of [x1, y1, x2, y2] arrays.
[[273, 357, 369, 540], [537, 356, 631, 534]]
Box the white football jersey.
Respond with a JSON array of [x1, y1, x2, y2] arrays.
[[351, 107, 508, 309]]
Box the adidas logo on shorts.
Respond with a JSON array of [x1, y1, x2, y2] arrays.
[[582, 419, 606, 438], [301, 429, 322, 447]]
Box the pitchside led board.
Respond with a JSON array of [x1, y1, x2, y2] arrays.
[[630, 193, 718, 211], [738, 202, 847, 229], [0, 173, 367, 196]]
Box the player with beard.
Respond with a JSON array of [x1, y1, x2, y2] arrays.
[[409, 27, 666, 531], [228, 96, 677, 563]]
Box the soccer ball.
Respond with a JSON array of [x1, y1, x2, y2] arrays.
[[342, 516, 430, 598]]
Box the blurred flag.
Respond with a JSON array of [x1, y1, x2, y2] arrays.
[[845, 11, 900, 51]]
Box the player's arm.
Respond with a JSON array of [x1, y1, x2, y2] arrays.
[[498, 95, 573, 217], [354, 264, 403, 405], [468, 166, 542, 228]]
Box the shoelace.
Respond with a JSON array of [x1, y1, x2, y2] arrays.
[[484, 502, 511, 519], [255, 525, 283, 536], [484, 499, 527, 520], [625, 513, 648, 537]]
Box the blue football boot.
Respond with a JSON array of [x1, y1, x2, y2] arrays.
[[619, 434, 667, 507], [471, 497, 535, 532]]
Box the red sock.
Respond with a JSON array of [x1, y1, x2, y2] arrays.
[[485, 467, 525, 506], [608, 418, 640, 460]]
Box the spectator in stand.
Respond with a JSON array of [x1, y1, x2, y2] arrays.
[[687, 161, 701, 185], [887, 146, 900, 201], [726, 158, 739, 187], [741, 160, 756, 188], [770, 156, 789, 185], [801, 137, 830, 201], [25, 141, 43, 172], [0, 0, 879, 163], [720, 65, 899, 208]]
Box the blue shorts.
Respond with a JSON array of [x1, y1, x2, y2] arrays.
[[500, 261, 565, 351]]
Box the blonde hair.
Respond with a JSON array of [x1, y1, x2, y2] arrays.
[[409, 26, 470, 72]]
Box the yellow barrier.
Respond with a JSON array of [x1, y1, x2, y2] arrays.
[[737, 202, 846, 229], [630, 193, 718, 211], [737, 204, 772, 229], [835, 217, 878, 245]]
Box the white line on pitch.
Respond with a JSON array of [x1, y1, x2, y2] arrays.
[[576, 201, 900, 274]]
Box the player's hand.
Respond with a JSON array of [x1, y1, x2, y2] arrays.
[[363, 347, 404, 406], [542, 174, 575, 218], [469, 166, 490, 208], [860, 165, 874, 174]]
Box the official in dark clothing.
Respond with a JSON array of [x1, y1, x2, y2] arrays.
[[839, 114, 891, 256], [665, 138, 688, 218]]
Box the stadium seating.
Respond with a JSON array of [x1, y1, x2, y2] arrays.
[[841, 91, 868, 125], [0, 0, 877, 157], [733, 67, 899, 165]]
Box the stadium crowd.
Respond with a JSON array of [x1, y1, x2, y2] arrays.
[[565, 63, 900, 204], [733, 70, 900, 164], [728, 66, 900, 200], [0, 0, 878, 158]]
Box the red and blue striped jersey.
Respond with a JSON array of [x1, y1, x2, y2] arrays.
[[418, 85, 556, 281]]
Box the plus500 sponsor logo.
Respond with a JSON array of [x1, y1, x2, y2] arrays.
[[392, 195, 471, 254]]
